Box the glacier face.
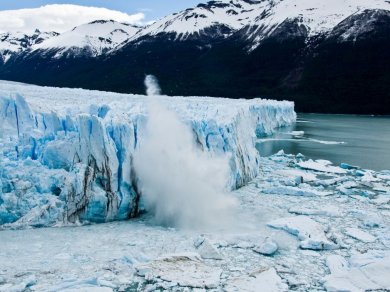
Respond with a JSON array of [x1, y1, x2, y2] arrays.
[[0, 81, 296, 227]]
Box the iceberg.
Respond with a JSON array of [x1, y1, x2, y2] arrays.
[[0, 81, 296, 227]]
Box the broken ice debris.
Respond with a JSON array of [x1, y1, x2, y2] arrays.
[[264, 186, 331, 197], [288, 206, 341, 217], [297, 160, 347, 174], [224, 268, 287, 292], [344, 228, 376, 243], [253, 238, 279, 256], [194, 236, 223, 260], [340, 163, 359, 170], [324, 252, 390, 291], [135, 253, 222, 289], [267, 216, 338, 250]]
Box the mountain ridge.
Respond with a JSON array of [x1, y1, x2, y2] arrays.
[[0, 0, 389, 114]]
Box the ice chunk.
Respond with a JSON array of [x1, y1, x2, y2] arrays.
[[371, 195, 390, 205], [373, 184, 390, 193], [288, 131, 304, 137], [344, 228, 376, 243], [361, 171, 381, 182], [362, 213, 383, 227], [324, 252, 390, 291], [297, 160, 347, 174], [355, 170, 365, 177], [225, 268, 287, 292], [288, 206, 341, 217], [135, 253, 222, 288], [194, 236, 223, 260], [44, 278, 114, 292], [253, 238, 279, 256], [275, 169, 317, 182], [0, 275, 37, 292], [267, 216, 338, 250], [340, 163, 359, 170], [337, 181, 358, 190], [264, 186, 331, 197], [349, 210, 383, 228]]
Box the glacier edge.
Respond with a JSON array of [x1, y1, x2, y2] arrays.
[[0, 81, 296, 227]]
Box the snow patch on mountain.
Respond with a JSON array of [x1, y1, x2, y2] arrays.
[[0, 30, 58, 63], [126, 0, 390, 48], [249, 0, 389, 36], [32, 20, 141, 57], [130, 0, 264, 41], [329, 9, 390, 42]]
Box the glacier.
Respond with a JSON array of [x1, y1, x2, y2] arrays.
[[0, 81, 296, 227]]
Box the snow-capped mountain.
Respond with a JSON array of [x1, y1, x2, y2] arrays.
[[0, 20, 140, 61], [128, 0, 262, 41], [2, 0, 389, 57], [126, 0, 389, 47], [0, 0, 389, 114], [32, 20, 141, 57], [328, 9, 390, 42], [0, 30, 58, 63], [242, 0, 389, 48]]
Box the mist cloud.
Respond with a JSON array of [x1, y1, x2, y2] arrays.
[[134, 76, 238, 230]]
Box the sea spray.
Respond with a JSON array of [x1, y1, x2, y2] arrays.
[[144, 75, 162, 96], [134, 75, 237, 229]]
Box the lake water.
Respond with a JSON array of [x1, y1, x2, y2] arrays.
[[257, 114, 390, 171]]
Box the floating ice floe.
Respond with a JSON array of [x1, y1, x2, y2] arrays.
[[340, 163, 359, 170], [287, 131, 305, 137], [257, 137, 345, 145], [307, 138, 346, 145], [297, 160, 347, 174], [264, 186, 332, 197]]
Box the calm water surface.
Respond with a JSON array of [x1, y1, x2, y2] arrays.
[[257, 114, 390, 171]]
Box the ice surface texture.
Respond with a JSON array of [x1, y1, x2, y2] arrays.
[[0, 81, 296, 227]]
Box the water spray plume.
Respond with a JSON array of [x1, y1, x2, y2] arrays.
[[144, 75, 161, 96], [134, 75, 238, 230]]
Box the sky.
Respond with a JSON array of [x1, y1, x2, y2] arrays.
[[0, 0, 204, 33]]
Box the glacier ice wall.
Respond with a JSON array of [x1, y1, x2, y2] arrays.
[[0, 81, 296, 227]]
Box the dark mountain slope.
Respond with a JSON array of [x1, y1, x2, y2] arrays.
[[0, 2, 389, 114]]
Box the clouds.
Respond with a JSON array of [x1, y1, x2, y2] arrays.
[[0, 4, 145, 33]]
